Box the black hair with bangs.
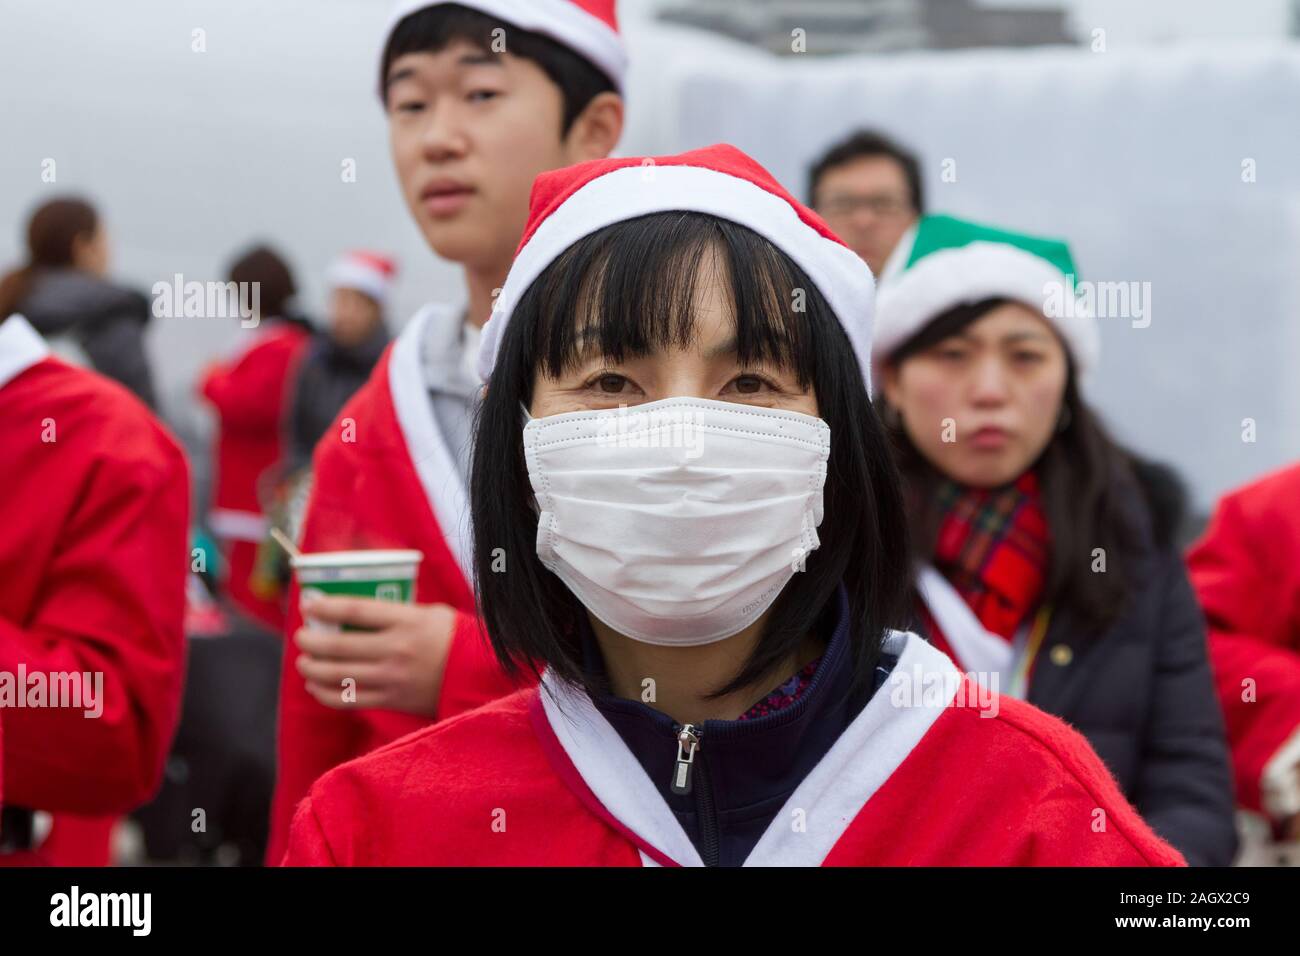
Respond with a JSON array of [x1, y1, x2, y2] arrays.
[[381, 4, 616, 133], [470, 211, 913, 701]]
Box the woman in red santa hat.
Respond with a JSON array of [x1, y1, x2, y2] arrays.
[[283, 145, 1184, 867]]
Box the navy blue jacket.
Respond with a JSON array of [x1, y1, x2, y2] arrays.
[[585, 588, 894, 867]]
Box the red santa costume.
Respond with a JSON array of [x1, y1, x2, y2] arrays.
[[266, 310, 532, 862], [285, 633, 1182, 867], [1187, 463, 1300, 826], [283, 145, 1184, 867], [0, 314, 189, 865], [200, 320, 309, 629], [266, 0, 627, 864]]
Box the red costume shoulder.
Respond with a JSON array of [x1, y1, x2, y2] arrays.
[[282, 688, 633, 866], [985, 696, 1185, 864], [832, 687, 1186, 866]]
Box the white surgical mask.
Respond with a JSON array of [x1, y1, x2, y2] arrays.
[[523, 396, 830, 646]]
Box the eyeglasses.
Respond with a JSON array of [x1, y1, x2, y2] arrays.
[[817, 194, 912, 219]]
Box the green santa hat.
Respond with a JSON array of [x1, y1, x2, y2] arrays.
[[873, 214, 1099, 377]]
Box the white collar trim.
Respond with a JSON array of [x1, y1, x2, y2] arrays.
[[538, 630, 962, 866], [388, 304, 474, 582], [539, 670, 704, 867], [0, 314, 51, 390], [916, 563, 1015, 678]]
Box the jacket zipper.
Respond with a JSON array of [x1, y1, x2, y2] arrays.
[[670, 724, 700, 794], [670, 723, 720, 866]]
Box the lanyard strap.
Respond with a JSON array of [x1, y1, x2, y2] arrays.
[[919, 563, 1052, 700], [1006, 605, 1053, 699]]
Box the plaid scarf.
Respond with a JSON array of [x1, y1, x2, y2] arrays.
[[929, 470, 1050, 641]]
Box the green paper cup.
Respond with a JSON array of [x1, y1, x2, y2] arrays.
[[292, 549, 423, 631]]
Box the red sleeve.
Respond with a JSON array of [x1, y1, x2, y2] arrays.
[[436, 610, 532, 723], [1187, 487, 1300, 816], [280, 798, 341, 867], [199, 333, 304, 431], [265, 477, 367, 865], [265, 566, 524, 860], [999, 702, 1187, 867], [0, 426, 189, 815]]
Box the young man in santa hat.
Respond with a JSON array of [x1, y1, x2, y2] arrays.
[[0, 312, 189, 865], [199, 246, 311, 632], [266, 0, 624, 862], [1187, 463, 1300, 845]]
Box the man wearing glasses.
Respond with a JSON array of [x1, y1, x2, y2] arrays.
[[808, 129, 924, 283]]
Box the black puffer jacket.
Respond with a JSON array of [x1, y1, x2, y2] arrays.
[[20, 268, 156, 408], [911, 461, 1235, 865], [287, 325, 390, 472], [1023, 465, 1236, 866]]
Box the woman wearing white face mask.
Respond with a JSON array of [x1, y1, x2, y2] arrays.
[[283, 146, 1182, 867]]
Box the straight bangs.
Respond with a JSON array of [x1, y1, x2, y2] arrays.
[[521, 212, 818, 398]]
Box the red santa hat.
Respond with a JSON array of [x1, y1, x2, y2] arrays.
[[383, 0, 626, 92], [477, 144, 878, 392], [327, 251, 398, 306]]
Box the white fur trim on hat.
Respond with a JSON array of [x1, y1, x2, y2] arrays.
[[327, 255, 395, 306], [872, 241, 1100, 376], [384, 0, 626, 91], [476, 165, 877, 393]]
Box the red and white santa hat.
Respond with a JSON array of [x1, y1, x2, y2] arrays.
[[327, 251, 398, 306], [477, 144, 878, 392], [383, 0, 626, 92]]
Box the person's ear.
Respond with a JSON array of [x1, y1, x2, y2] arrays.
[[563, 92, 623, 163]]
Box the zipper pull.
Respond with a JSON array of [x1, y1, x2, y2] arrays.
[[671, 724, 700, 795]]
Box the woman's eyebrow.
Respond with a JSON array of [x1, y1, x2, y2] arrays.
[[1001, 330, 1052, 345], [568, 329, 744, 362], [458, 52, 505, 68], [703, 336, 738, 359], [385, 66, 417, 90], [936, 332, 976, 346], [572, 325, 600, 350]]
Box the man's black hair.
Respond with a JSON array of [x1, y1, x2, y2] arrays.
[[807, 129, 925, 213], [381, 3, 616, 134]]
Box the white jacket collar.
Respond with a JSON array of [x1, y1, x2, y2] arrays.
[[0, 314, 51, 390]]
